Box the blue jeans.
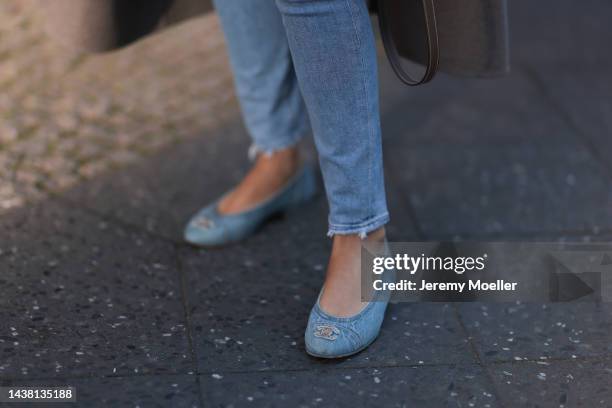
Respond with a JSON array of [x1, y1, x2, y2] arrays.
[[212, 0, 389, 237]]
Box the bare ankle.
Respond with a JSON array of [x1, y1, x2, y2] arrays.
[[331, 227, 386, 247], [320, 230, 387, 317], [218, 146, 302, 215], [257, 146, 301, 176]]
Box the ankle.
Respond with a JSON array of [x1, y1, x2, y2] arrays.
[[331, 227, 386, 248], [256, 146, 301, 177], [326, 228, 386, 277]]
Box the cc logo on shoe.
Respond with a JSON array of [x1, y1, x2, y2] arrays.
[[194, 216, 215, 229], [313, 324, 340, 341]]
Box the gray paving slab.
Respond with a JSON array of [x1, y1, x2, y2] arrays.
[[524, 67, 612, 176], [182, 231, 474, 371], [510, 0, 612, 68], [201, 364, 497, 408], [0, 374, 201, 408], [0, 201, 192, 379], [490, 358, 612, 408], [386, 143, 612, 239], [458, 303, 612, 363], [380, 67, 581, 149]]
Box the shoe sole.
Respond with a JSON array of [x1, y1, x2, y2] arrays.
[[305, 334, 379, 359]]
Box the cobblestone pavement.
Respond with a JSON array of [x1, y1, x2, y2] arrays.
[[2, 0, 612, 407], [0, 0, 235, 210]]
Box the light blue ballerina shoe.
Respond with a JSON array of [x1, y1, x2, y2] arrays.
[[305, 242, 394, 359], [184, 164, 317, 247]]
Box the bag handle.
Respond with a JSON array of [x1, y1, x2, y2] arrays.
[[377, 0, 440, 86]]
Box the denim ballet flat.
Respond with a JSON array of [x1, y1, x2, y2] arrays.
[[305, 244, 394, 359], [184, 164, 317, 247]]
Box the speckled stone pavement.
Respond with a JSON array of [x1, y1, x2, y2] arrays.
[[1, 0, 612, 407]]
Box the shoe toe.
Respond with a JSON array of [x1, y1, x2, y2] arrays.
[[305, 317, 362, 358], [184, 212, 226, 246]]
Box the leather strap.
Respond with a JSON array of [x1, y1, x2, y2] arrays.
[[378, 0, 440, 86]]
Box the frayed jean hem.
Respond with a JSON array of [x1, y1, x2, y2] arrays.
[[327, 212, 389, 239], [248, 130, 308, 161]]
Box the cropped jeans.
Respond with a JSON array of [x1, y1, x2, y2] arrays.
[[212, 0, 389, 237]]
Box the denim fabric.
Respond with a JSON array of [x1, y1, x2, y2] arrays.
[[212, 0, 388, 236]]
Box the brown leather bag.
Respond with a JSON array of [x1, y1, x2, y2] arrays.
[[373, 0, 510, 86]]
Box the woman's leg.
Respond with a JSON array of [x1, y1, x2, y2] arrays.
[[212, 0, 309, 214], [275, 0, 389, 315]]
